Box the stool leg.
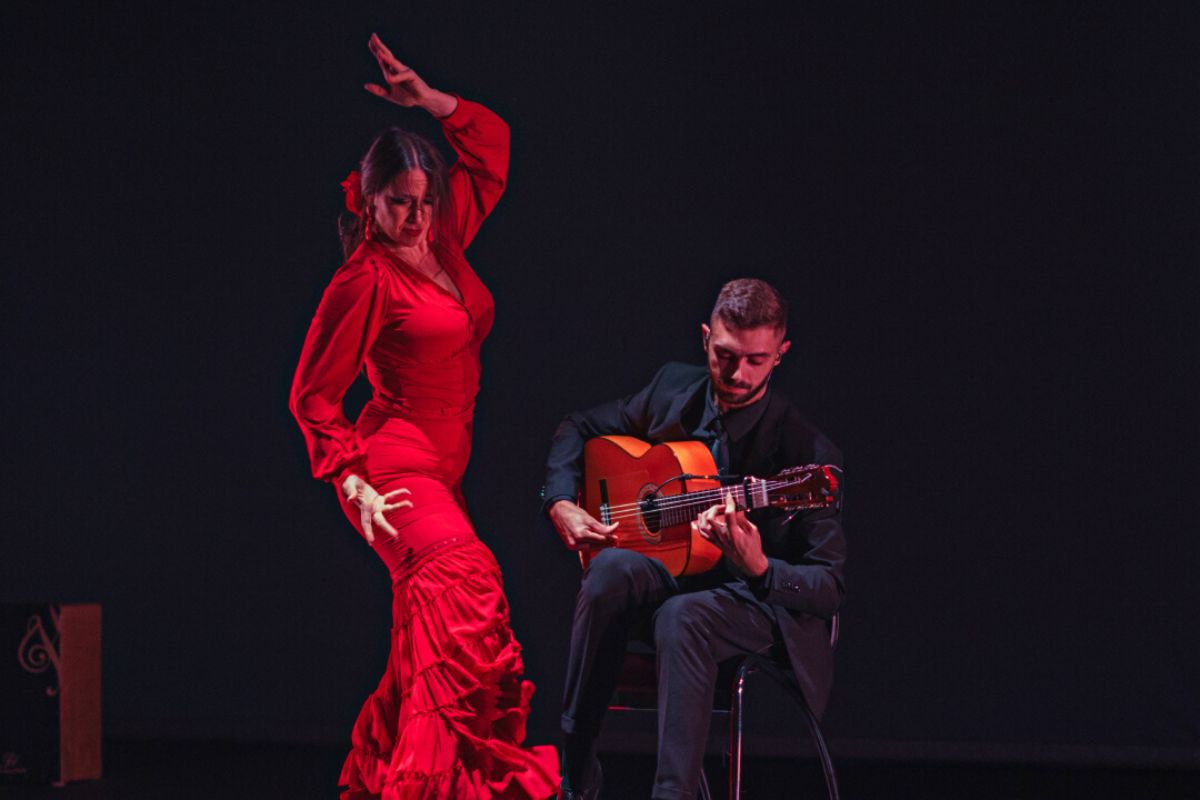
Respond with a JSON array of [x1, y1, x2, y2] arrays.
[[728, 662, 750, 800], [697, 768, 712, 800], [800, 702, 840, 800]]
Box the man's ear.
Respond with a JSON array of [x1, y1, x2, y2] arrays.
[[700, 323, 711, 350], [777, 339, 792, 361]]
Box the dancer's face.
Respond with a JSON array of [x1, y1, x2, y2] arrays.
[[702, 318, 790, 411], [371, 169, 434, 248]]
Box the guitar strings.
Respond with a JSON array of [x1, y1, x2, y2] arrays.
[[605, 500, 831, 524], [601, 479, 812, 514], [595, 466, 840, 513], [601, 479, 828, 521], [602, 487, 743, 513]]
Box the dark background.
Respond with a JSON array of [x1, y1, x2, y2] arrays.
[[2, 0, 1196, 766]]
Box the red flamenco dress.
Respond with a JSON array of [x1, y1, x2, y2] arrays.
[[289, 98, 559, 799]]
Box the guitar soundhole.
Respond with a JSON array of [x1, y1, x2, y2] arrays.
[[637, 485, 662, 539]]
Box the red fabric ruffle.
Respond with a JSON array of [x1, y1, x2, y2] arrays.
[[339, 539, 559, 799]]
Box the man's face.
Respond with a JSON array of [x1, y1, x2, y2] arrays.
[[702, 318, 790, 410]]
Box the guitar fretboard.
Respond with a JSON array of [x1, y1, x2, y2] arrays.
[[654, 485, 749, 528], [599, 467, 836, 529], [602, 483, 750, 527]]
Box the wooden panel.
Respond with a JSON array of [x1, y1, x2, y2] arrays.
[[57, 604, 102, 783], [0, 603, 101, 786]]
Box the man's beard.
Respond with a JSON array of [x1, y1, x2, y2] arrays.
[[712, 373, 772, 408]]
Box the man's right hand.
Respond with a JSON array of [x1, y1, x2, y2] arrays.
[[548, 500, 619, 552]]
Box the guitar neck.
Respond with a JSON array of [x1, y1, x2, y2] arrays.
[[653, 483, 753, 529]]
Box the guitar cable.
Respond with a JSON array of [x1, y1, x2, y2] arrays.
[[643, 474, 746, 517], [650, 473, 741, 495]]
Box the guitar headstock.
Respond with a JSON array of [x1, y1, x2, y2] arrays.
[[759, 464, 842, 511]]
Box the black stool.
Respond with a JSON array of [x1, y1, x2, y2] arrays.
[[606, 614, 839, 800], [728, 654, 839, 799], [730, 613, 839, 800]]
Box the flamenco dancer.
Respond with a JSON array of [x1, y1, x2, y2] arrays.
[[289, 33, 559, 799]]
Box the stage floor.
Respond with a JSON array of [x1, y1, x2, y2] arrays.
[[5, 739, 1198, 798]]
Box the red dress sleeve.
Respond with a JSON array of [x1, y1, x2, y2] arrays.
[[440, 98, 511, 249], [289, 258, 389, 483], [290, 99, 507, 485]]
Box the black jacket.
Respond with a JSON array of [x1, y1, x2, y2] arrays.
[[543, 361, 846, 717]]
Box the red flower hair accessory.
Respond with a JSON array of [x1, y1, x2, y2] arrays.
[[341, 170, 365, 217]]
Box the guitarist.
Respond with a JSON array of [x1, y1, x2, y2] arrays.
[[542, 278, 846, 800]]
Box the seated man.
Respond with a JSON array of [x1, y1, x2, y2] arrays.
[[543, 278, 846, 800]]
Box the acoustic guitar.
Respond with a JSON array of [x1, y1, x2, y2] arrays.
[[579, 435, 842, 576]]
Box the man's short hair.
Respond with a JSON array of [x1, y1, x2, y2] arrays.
[[711, 279, 789, 332]]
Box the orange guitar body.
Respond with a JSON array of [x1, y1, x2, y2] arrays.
[[580, 436, 724, 576]]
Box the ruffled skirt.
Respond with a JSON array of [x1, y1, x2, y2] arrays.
[[339, 539, 560, 799]]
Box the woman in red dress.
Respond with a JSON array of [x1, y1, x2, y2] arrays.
[[289, 34, 559, 800]]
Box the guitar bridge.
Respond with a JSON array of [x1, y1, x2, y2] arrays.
[[599, 478, 611, 525]]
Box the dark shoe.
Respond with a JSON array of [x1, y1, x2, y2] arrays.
[[561, 758, 602, 800]]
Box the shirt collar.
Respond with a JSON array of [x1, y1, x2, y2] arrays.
[[698, 388, 721, 434], [701, 378, 772, 442]]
